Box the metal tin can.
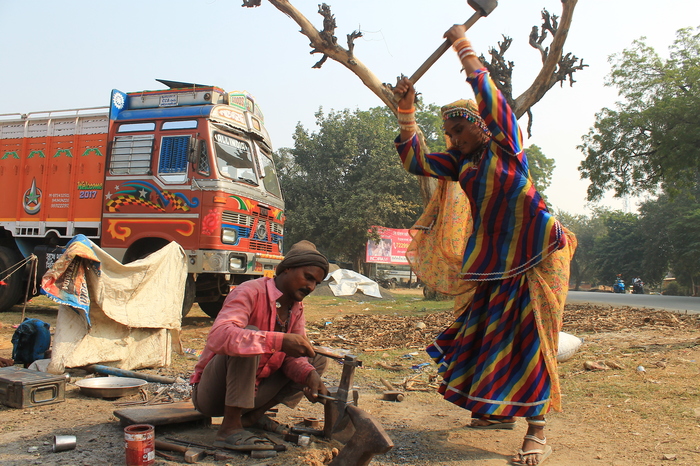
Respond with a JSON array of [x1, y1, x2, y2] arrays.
[[124, 424, 155, 466], [53, 434, 77, 452]]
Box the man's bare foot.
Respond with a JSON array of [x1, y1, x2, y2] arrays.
[[215, 427, 245, 442]]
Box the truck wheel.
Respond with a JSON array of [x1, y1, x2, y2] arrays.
[[182, 274, 196, 318], [199, 296, 226, 319], [0, 247, 25, 312]]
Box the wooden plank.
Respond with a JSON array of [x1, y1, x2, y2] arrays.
[[113, 401, 210, 427]]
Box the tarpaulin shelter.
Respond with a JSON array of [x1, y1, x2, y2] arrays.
[[42, 235, 186, 373]]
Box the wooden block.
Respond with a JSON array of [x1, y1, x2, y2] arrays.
[[382, 391, 405, 402], [113, 401, 210, 427]]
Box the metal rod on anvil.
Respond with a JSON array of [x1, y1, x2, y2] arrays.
[[313, 347, 363, 366], [313, 347, 346, 360], [317, 394, 353, 404]]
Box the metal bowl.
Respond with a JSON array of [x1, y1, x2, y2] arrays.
[[75, 377, 148, 398]]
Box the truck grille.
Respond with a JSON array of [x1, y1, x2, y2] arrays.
[[249, 240, 273, 252], [221, 211, 253, 227], [222, 210, 282, 249], [270, 222, 283, 235]]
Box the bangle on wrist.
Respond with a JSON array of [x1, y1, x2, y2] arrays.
[[458, 47, 477, 60], [452, 37, 470, 51], [397, 108, 416, 125], [397, 106, 415, 114]]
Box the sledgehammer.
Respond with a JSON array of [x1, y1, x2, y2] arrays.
[[409, 0, 498, 84]]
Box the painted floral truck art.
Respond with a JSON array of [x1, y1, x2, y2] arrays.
[[0, 80, 284, 317]]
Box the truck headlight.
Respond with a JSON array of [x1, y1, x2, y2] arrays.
[[221, 228, 238, 245], [229, 254, 245, 271]]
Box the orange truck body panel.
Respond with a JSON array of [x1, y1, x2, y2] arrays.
[[0, 83, 285, 294]]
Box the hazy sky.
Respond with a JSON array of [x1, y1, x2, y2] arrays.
[[0, 0, 696, 215]]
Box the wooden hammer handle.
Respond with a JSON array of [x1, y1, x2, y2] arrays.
[[409, 11, 483, 85], [155, 440, 188, 453], [380, 377, 396, 391]]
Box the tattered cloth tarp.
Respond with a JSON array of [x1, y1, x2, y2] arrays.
[[41, 235, 186, 373], [328, 269, 382, 298]]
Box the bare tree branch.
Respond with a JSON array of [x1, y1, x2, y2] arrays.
[[529, 26, 548, 62], [347, 30, 362, 61], [246, 0, 583, 199], [248, 0, 398, 110], [513, 0, 586, 118], [482, 36, 515, 110]]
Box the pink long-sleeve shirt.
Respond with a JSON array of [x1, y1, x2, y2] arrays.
[[189, 277, 315, 386]]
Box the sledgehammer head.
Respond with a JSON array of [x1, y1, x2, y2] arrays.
[[407, 0, 498, 85], [468, 0, 498, 17]]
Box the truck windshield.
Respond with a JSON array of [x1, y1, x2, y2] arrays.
[[256, 143, 282, 198], [213, 131, 258, 185]]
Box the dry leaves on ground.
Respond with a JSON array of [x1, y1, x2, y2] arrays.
[[308, 304, 700, 350]]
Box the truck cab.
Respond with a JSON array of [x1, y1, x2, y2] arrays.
[[0, 80, 285, 317]]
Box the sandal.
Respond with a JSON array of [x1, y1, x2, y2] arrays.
[[468, 415, 516, 430], [512, 418, 551, 465], [213, 429, 277, 451], [253, 414, 290, 435]]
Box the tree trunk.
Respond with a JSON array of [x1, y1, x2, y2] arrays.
[[262, 0, 579, 202]]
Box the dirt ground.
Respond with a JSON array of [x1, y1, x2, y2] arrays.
[[1, 289, 699, 466]]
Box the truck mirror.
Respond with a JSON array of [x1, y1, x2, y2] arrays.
[[188, 138, 200, 164]]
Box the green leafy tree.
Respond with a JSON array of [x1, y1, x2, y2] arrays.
[[524, 144, 556, 194], [555, 210, 606, 289], [276, 106, 423, 270], [638, 184, 700, 294], [591, 211, 646, 287], [415, 102, 447, 155], [578, 27, 700, 201]]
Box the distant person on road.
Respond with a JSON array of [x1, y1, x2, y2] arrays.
[[393, 24, 577, 466], [190, 240, 330, 450], [632, 277, 644, 294]]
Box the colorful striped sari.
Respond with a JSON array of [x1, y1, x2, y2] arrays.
[[425, 230, 576, 415], [397, 67, 577, 415]]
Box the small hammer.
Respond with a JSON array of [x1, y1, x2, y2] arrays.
[[154, 440, 207, 464], [409, 0, 499, 84]]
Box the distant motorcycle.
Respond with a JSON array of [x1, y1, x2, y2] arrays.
[[613, 278, 625, 293], [632, 278, 644, 294]]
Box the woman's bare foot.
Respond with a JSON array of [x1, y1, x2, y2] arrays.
[[512, 417, 551, 465], [469, 416, 515, 428]]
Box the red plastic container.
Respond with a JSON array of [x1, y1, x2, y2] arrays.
[[124, 424, 155, 466]]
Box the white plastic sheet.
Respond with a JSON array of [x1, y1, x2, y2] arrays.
[[327, 269, 382, 298]]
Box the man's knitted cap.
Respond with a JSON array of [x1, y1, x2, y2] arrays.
[[276, 240, 329, 276]]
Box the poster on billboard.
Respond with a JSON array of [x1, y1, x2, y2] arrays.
[[365, 226, 410, 265]]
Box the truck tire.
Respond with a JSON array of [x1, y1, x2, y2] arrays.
[[182, 274, 195, 318], [0, 247, 25, 312], [199, 296, 226, 319]]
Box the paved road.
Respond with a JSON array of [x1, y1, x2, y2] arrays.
[[567, 290, 700, 314]]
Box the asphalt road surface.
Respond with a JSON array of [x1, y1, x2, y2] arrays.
[[567, 290, 700, 315]]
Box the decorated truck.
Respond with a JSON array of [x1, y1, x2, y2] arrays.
[[0, 80, 285, 318]]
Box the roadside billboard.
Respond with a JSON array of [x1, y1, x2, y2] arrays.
[[365, 226, 410, 265]]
